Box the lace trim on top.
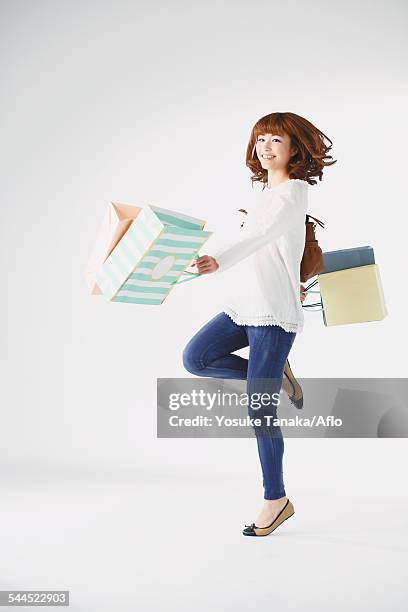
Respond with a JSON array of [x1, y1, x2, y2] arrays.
[[223, 308, 303, 333]]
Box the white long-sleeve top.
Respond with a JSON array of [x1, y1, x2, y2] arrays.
[[212, 178, 309, 333]]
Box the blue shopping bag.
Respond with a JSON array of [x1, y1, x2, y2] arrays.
[[321, 246, 375, 274]]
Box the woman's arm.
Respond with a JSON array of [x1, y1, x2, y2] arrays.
[[211, 189, 306, 274]]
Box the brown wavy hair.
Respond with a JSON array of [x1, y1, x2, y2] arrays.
[[246, 112, 337, 188]]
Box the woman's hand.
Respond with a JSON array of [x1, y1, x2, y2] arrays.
[[192, 255, 219, 274], [300, 284, 306, 303]]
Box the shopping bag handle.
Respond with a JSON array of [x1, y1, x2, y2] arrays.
[[170, 254, 202, 285], [302, 278, 323, 311]]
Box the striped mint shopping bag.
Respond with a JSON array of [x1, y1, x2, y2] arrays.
[[93, 203, 212, 305], [84, 201, 143, 295]]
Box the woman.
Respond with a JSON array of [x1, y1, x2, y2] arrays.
[[182, 112, 336, 537]]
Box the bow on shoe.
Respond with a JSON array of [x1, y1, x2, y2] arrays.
[[244, 523, 256, 529]]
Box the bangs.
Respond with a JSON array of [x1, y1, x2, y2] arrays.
[[253, 114, 286, 139]]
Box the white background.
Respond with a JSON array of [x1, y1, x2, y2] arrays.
[[1, 1, 407, 610]]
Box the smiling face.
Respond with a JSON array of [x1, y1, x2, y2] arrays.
[[255, 132, 297, 175]]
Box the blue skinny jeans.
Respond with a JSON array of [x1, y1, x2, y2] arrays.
[[182, 312, 296, 500]]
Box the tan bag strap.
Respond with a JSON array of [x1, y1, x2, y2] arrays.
[[238, 209, 325, 229], [306, 214, 325, 229]]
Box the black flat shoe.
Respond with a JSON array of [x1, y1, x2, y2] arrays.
[[283, 359, 303, 409], [243, 499, 295, 537]]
